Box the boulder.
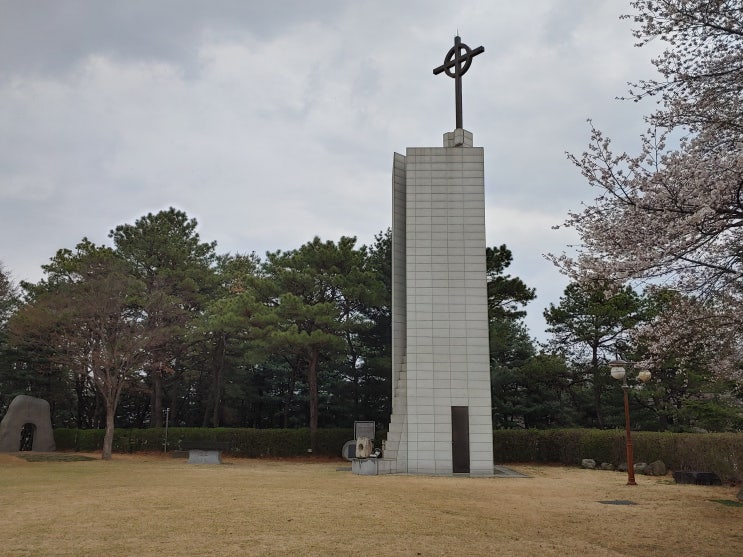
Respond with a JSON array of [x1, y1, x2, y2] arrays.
[[581, 458, 596, 470], [634, 462, 648, 475], [600, 462, 614, 471], [644, 460, 667, 476]]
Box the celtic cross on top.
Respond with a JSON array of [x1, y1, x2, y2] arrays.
[[433, 35, 484, 130]]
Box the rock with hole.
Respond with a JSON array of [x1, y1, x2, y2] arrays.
[[0, 395, 55, 452]]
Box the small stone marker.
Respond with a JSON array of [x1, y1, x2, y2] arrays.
[[187, 449, 222, 464], [355, 437, 373, 459], [180, 441, 228, 464], [341, 440, 356, 461], [354, 421, 375, 441]]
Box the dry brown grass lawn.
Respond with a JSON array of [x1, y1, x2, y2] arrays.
[[1, 452, 741, 556]]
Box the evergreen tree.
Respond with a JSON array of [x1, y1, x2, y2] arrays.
[[109, 208, 218, 426], [195, 252, 267, 427], [213, 236, 385, 448], [544, 281, 645, 427], [486, 245, 536, 321]]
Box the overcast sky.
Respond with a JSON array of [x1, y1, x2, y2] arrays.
[[0, 0, 660, 341]]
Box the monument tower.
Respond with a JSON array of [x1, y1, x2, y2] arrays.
[[380, 36, 493, 475]]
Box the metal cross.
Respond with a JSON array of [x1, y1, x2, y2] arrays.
[[433, 35, 484, 130]]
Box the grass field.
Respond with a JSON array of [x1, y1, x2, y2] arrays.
[[1, 452, 742, 556]]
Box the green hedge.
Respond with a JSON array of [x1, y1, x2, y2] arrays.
[[54, 427, 356, 458], [54, 427, 743, 482], [493, 429, 743, 482]]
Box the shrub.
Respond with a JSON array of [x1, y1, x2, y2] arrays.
[[673, 433, 743, 483], [52, 429, 106, 452], [53, 427, 354, 458], [52, 427, 743, 482], [493, 429, 540, 462], [493, 429, 743, 481], [578, 429, 623, 464]]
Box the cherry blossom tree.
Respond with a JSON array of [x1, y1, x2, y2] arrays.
[[558, 125, 743, 298], [624, 0, 743, 140], [551, 1, 743, 377], [631, 289, 742, 429]]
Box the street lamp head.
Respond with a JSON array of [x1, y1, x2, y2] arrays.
[[609, 359, 651, 383], [609, 360, 627, 381]]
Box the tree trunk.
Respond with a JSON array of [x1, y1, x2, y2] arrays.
[[308, 349, 319, 452], [74, 375, 86, 428], [94, 391, 105, 429], [653, 396, 669, 431], [211, 333, 226, 428], [282, 366, 297, 428], [102, 401, 116, 460], [201, 366, 212, 427], [346, 332, 361, 418], [150, 371, 163, 427], [591, 344, 603, 428]]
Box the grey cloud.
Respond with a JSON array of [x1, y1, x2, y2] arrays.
[[0, 0, 351, 77], [0, 0, 658, 340]]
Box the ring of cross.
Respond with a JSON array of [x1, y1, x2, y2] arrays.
[[442, 43, 475, 78]]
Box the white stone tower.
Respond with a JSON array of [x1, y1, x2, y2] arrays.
[[378, 37, 494, 476], [379, 35, 493, 476], [379, 128, 493, 475]]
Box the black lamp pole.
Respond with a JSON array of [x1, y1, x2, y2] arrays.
[[621, 377, 637, 486]]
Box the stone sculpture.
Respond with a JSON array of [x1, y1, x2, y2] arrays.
[[0, 395, 56, 452]]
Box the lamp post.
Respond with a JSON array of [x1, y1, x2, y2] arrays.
[[609, 359, 651, 486]]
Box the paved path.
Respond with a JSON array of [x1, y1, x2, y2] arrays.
[[493, 465, 530, 477]]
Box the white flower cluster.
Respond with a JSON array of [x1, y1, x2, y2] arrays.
[[551, 1, 743, 380]]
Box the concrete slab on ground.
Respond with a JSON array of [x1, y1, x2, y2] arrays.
[[493, 465, 530, 477]]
